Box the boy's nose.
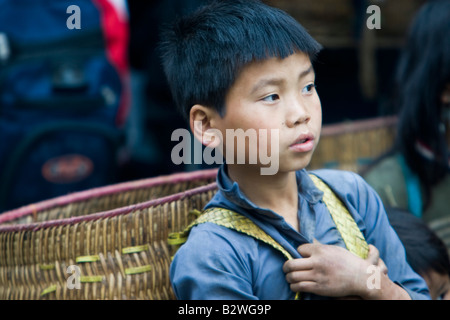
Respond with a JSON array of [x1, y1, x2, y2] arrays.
[[285, 99, 310, 128]]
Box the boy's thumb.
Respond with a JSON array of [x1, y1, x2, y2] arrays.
[[366, 244, 380, 265]]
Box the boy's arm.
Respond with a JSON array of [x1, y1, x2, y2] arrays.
[[350, 172, 430, 299], [283, 243, 410, 299]]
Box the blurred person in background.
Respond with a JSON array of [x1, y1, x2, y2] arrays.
[[387, 208, 450, 300], [363, 0, 450, 233]]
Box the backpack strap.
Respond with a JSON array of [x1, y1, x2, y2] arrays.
[[168, 207, 293, 260], [308, 174, 369, 259], [169, 174, 368, 259], [167, 206, 297, 299]]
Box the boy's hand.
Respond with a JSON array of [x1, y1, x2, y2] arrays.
[[283, 242, 390, 299]]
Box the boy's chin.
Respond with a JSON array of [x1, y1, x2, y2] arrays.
[[276, 164, 309, 175], [261, 162, 311, 176], [225, 155, 313, 176], [279, 156, 313, 172]]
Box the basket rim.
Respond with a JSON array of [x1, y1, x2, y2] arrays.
[[320, 115, 397, 137], [0, 168, 218, 232]]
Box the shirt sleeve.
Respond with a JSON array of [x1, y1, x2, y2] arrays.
[[170, 223, 259, 300], [344, 171, 430, 300]]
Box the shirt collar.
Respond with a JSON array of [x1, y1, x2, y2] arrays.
[[216, 164, 323, 218]]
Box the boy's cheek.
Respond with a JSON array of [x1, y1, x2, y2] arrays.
[[220, 129, 280, 166]]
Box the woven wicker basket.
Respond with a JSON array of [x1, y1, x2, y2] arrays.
[[0, 169, 218, 300], [308, 116, 398, 172]]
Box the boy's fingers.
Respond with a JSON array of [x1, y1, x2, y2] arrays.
[[284, 269, 315, 284], [366, 244, 380, 265], [289, 280, 317, 294], [378, 258, 388, 275], [296, 243, 318, 257], [366, 244, 388, 274], [282, 258, 313, 274]]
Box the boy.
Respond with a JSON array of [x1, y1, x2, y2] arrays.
[[160, 0, 429, 299]]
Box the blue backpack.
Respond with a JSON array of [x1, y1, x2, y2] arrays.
[[0, 0, 130, 212]]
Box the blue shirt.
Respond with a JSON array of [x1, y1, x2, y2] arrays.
[[170, 165, 430, 300]]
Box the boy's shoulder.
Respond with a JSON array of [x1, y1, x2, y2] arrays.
[[307, 168, 380, 212], [308, 168, 367, 190], [173, 218, 261, 260]]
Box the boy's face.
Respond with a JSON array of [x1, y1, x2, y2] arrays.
[[213, 52, 322, 174]]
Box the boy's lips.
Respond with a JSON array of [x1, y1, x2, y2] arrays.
[[289, 133, 315, 152]]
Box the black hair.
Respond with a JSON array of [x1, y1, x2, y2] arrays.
[[159, 0, 322, 120], [394, 0, 450, 208], [387, 207, 450, 278]]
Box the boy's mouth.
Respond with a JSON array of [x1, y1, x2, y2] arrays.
[[289, 133, 315, 152]]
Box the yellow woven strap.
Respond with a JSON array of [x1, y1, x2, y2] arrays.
[[308, 174, 369, 259], [192, 207, 293, 260], [169, 208, 292, 260]]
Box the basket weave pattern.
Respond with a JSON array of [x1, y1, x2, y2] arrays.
[[308, 116, 397, 172], [0, 169, 218, 300]]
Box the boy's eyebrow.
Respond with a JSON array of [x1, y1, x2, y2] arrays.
[[299, 65, 314, 79], [250, 78, 285, 95], [250, 65, 314, 95]]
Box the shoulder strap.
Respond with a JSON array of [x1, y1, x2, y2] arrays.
[[167, 207, 298, 299], [168, 174, 368, 260], [168, 207, 293, 260], [308, 174, 369, 259]]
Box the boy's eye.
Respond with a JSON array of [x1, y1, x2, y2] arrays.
[[262, 94, 280, 102], [302, 83, 316, 94]]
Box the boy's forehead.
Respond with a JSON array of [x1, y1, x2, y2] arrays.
[[234, 52, 313, 89]]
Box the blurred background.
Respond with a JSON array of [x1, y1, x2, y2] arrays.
[[0, 0, 429, 212]]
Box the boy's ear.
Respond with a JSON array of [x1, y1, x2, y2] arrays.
[[190, 104, 222, 148]]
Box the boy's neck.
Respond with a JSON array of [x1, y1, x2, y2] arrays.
[[227, 164, 299, 230]]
